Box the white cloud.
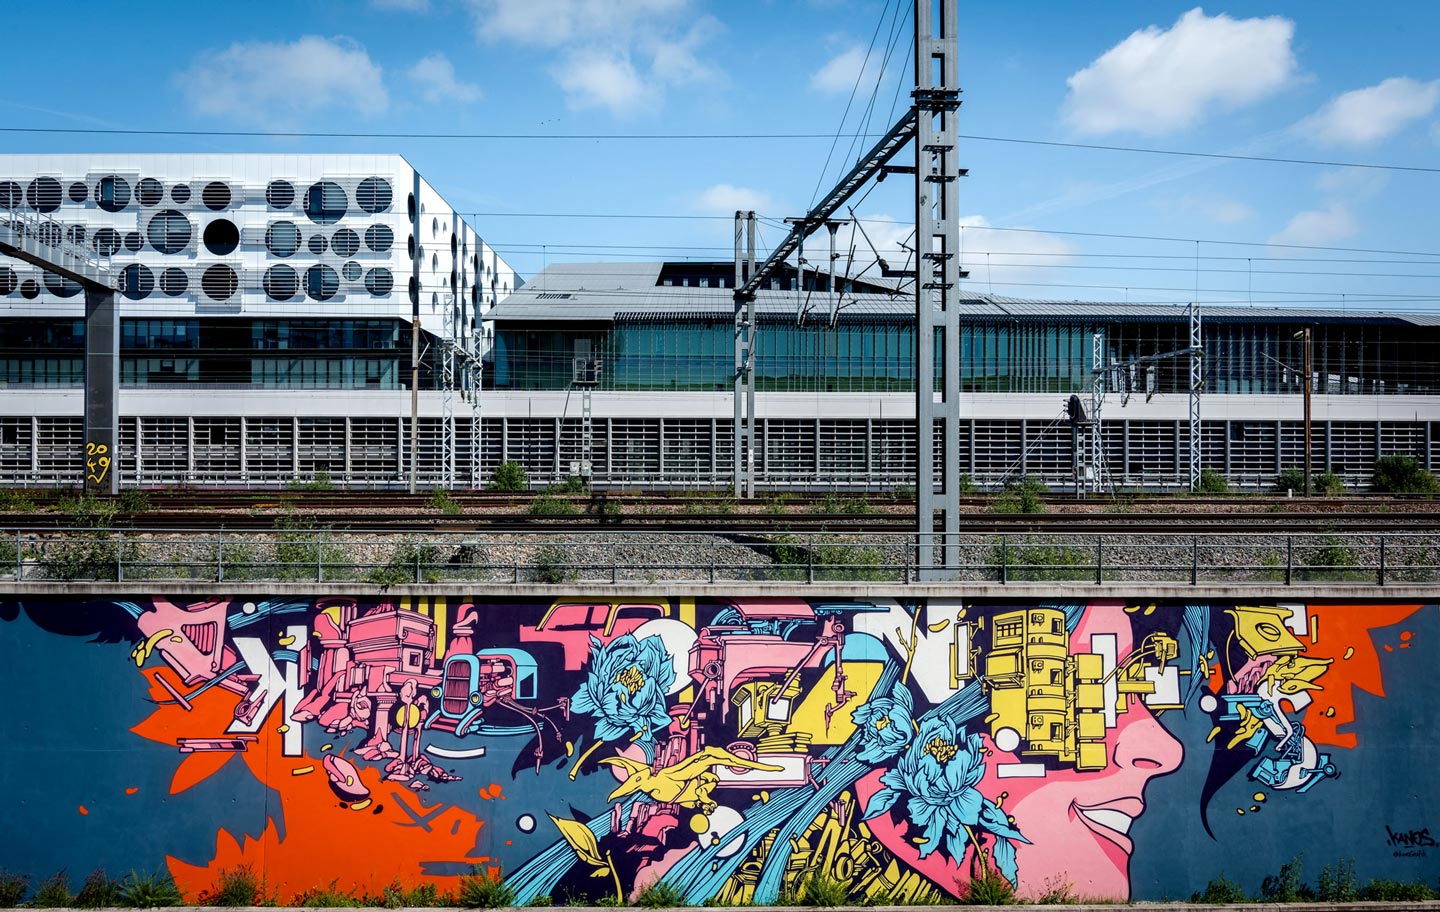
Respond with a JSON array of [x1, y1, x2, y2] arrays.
[[1063, 8, 1297, 135], [695, 184, 778, 215], [407, 52, 483, 105], [1315, 167, 1389, 199], [178, 36, 387, 127], [810, 47, 876, 94], [651, 16, 724, 87], [552, 49, 655, 115], [372, 0, 428, 9], [466, 0, 687, 47], [1268, 205, 1358, 248], [1301, 77, 1440, 146], [1206, 199, 1257, 224]]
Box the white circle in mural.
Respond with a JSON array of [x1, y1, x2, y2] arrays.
[[629, 618, 698, 696], [1199, 693, 1218, 713], [699, 806, 747, 858], [993, 727, 1021, 754], [241, 601, 257, 615], [517, 814, 536, 833]]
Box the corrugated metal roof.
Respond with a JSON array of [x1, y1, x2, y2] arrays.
[[490, 262, 1440, 327]]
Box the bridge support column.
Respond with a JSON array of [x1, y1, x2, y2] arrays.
[[83, 287, 119, 495]]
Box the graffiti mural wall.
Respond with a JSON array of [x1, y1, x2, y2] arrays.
[[1, 595, 1436, 900]]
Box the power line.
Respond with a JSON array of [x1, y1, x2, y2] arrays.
[[0, 125, 1435, 173]]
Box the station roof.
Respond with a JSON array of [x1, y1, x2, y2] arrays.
[[488, 261, 1440, 327]]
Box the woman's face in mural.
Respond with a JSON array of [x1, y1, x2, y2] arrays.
[[980, 603, 1182, 898]]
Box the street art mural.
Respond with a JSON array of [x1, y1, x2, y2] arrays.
[[0, 596, 1436, 901]]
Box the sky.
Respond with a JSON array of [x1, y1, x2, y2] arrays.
[[5, 0, 1439, 311]]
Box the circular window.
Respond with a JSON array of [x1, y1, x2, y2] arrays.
[[93, 228, 122, 256], [364, 266, 394, 296], [342, 260, 362, 281], [0, 266, 16, 295], [93, 175, 129, 212], [203, 218, 239, 255], [307, 233, 328, 255], [332, 227, 359, 257], [43, 271, 81, 298], [302, 181, 346, 224], [201, 263, 238, 300], [265, 221, 300, 257], [266, 179, 295, 208], [123, 231, 143, 253], [201, 181, 231, 211], [36, 223, 61, 247], [66, 224, 86, 245], [263, 264, 299, 301], [365, 223, 393, 252], [147, 210, 192, 254], [68, 181, 88, 203], [0, 181, 21, 209], [171, 183, 191, 204], [357, 177, 393, 213], [20, 279, 39, 299], [159, 267, 188, 297], [431, 292, 438, 310], [432, 217, 439, 238], [305, 264, 339, 301], [407, 234, 416, 259], [450, 269, 457, 290], [119, 263, 154, 300], [408, 275, 418, 304], [407, 192, 416, 220], [432, 253, 439, 271], [137, 178, 164, 206], [450, 234, 457, 256], [28, 177, 63, 212], [471, 284, 478, 305]]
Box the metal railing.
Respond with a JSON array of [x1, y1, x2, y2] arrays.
[[3, 527, 1439, 586]]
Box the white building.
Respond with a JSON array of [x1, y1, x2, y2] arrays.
[[0, 154, 518, 488]]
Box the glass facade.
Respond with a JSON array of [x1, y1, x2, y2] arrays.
[[491, 317, 1440, 396]]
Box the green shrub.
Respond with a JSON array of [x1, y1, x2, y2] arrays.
[[1316, 471, 1346, 496], [75, 869, 124, 909], [118, 488, 152, 513], [764, 493, 792, 515], [1316, 857, 1358, 902], [1300, 535, 1366, 582], [590, 496, 624, 520], [636, 880, 686, 908], [0, 871, 26, 908], [893, 482, 919, 499], [957, 869, 1015, 905], [459, 867, 515, 908], [1358, 879, 1435, 901], [1274, 467, 1307, 494], [798, 873, 848, 907], [1198, 468, 1231, 494], [1372, 455, 1440, 494], [991, 477, 1046, 514], [955, 475, 976, 495], [529, 494, 578, 516], [1190, 873, 1247, 904], [204, 865, 263, 907], [40, 494, 139, 580], [549, 475, 589, 495], [1030, 875, 1078, 904], [373, 880, 443, 909], [120, 869, 183, 908], [369, 541, 445, 586], [683, 491, 735, 515], [992, 541, 1092, 581], [533, 545, 572, 584], [1260, 854, 1308, 903], [293, 881, 362, 907], [526, 896, 553, 908], [488, 461, 529, 492], [0, 489, 36, 511], [429, 486, 464, 515], [286, 469, 335, 492], [30, 871, 72, 908], [273, 511, 346, 580]]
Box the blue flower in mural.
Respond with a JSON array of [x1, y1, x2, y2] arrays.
[[862, 716, 1028, 884], [570, 634, 676, 758], [851, 681, 915, 764]]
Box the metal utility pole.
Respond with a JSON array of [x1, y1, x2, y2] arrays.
[[409, 175, 422, 494], [915, 0, 964, 577], [0, 201, 118, 494], [1303, 325, 1313, 495], [733, 211, 757, 498], [1187, 300, 1203, 492]]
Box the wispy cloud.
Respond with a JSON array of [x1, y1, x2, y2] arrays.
[[407, 52, 483, 105], [1269, 205, 1358, 248], [1300, 76, 1440, 146]]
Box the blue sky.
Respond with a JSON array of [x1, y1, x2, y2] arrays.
[[5, 0, 1439, 310]]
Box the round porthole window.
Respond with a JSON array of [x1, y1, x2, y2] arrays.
[[171, 183, 191, 204], [20, 279, 39, 299], [263, 264, 299, 301], [93, 228, 122, 256], [266, 179, 295, 208], [265, 221, 301, 258], [123, 231, 143, 252], [159, 267, 188, 297], [36, 223, 61, 246], [66, 225, 86, 246], [365, 223, 393, 252], [364, 266, 394, 296], [305, 263, 339, 301], [43, 272, 82, 298], [303, 181, 346, 224], [147, 210, 192, 255], [137, 177, 164, 206], [68, 181, 88, 203], [119, 263, 154, 300], [201, 181, 231, 211], [0, 181, 21, 209], [94, 175, 129, 213], [0, 266, 16, 296], [342, 261, 362, 281], [357, 177, 392, 213], [308, 233, 328, 255], [201, 263, 238, 300], [28, 176, 63, 212], [332, 227, 359, 257], [203, 218, 239, 256]]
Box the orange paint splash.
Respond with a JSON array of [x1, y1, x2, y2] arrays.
[[78, 805, 88, 816], [1303, 604, 1425, 749], [125, 787, 139, 795], [129, 667, 488, 898]]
